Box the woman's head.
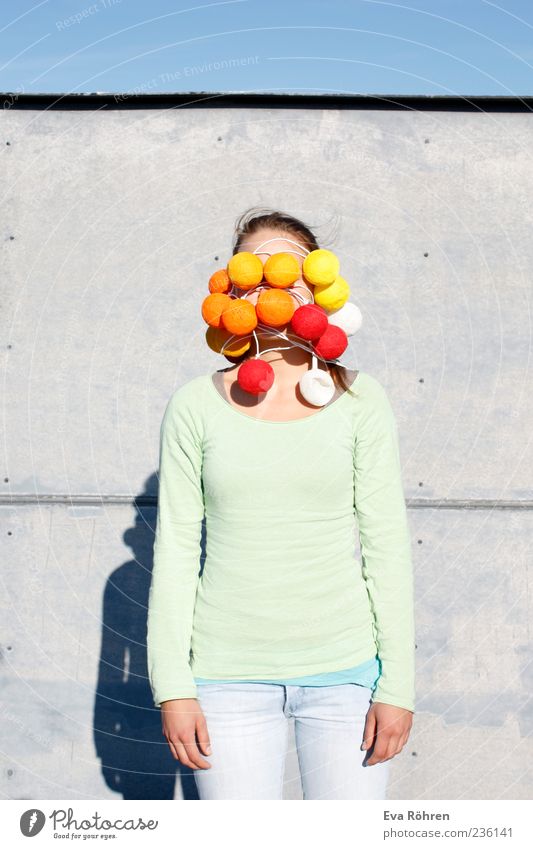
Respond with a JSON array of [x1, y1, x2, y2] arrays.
[[229, 207, 355, 393], [231, 226, 313, 309], [233, 208, 319, 256]]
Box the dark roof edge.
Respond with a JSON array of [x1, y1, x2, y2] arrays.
[[2, 91, 533, 111]]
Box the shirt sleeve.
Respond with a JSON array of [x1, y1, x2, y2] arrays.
[[353, 379, 416, 713], [146, 390, 205, 707]]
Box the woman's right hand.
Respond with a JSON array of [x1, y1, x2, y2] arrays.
[[160, 698, 212, 769]]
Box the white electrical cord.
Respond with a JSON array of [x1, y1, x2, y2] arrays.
[[251, 237, 311, 259], [219, 323, 354, 370]]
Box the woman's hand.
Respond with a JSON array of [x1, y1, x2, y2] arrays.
[[361, 702, 413, 766], [160, 698, 212, 770]]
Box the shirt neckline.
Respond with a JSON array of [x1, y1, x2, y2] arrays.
[[206, 368, 362, 425]]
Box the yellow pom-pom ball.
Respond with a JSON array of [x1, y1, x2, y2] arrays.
[[263, 252, 300, 288], [313, 275, 350, 311], [303, 249, 340, 286], [201, 292, 233, 327], [205, 325, 251, 356], [227, 251, 264, 290], [221, 297, 258, 335], [208, 268, 232, 294], [256, 289, 295, 326]]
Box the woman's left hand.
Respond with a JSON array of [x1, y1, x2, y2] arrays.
[[361, 702, 413, 766]]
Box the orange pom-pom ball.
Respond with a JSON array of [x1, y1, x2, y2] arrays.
[[238, 358, 275, 395], [263, 253, 300, 288], [227, 251, 264, 290], [313, 323, 348, 360], [205, 325, 251, 357], [221, 297, 258, 335], [208, 268, 231, 294], [256, 289, 295, 327], [201, 292, 233, 328], [290, 303, 328, 340]]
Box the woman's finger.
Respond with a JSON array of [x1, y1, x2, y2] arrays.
[[173, 739, 197, 770], [195, 714, 212, 757], [361, 709, 376, 750], [166, 736, 183, 764]]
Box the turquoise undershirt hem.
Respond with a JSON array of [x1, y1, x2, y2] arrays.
[[194, 655, 381, 689]]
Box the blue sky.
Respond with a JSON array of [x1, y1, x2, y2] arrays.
[[2, 0, 533, 95]]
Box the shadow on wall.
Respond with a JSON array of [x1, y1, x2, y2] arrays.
[[92, 472, 206, 800]]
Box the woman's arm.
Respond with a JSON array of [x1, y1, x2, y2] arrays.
[[353, 377, 416, 714], [146, 388, 205, 707]]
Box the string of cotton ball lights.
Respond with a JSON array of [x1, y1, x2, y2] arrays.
[[201, 238, 363, 407]]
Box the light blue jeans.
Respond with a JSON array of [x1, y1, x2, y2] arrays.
[[193, 682, 390, 800]]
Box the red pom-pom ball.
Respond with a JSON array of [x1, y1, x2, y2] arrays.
[[237, 358, 275, 395], [290, 303, 329, 340], [313, 323, 348, 360]]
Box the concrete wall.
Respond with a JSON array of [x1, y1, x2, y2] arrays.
[[1, 96, 532, 800]]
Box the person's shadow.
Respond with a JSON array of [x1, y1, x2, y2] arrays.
[[92, 473, 205, 799]]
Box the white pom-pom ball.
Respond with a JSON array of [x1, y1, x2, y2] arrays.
[[326, 301, 362, 336], [299, 367, 335, 407]]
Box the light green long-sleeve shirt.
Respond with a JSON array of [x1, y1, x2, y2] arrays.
[[146, 369, 416, 712]]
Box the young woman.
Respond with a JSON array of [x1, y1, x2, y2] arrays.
[[146, 208, 415, 800]]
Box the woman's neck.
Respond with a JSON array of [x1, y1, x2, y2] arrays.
[[245, 331, 326, 384]]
